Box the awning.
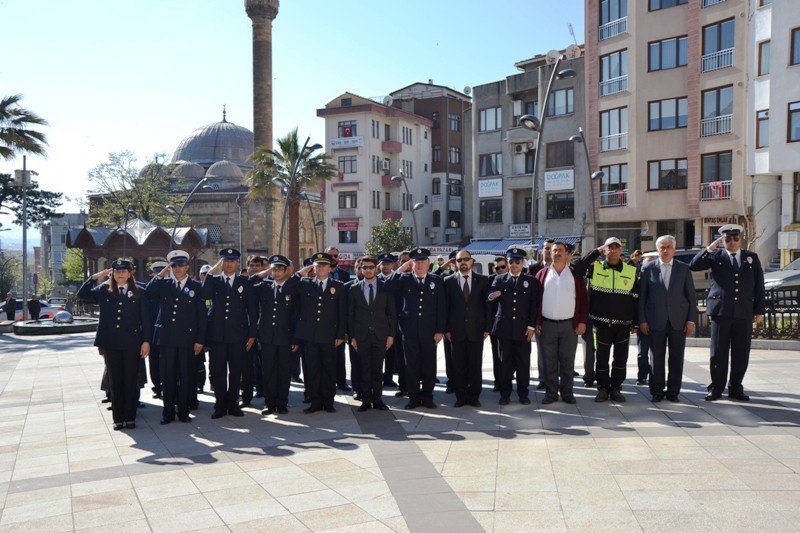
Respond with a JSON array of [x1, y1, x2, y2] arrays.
[[534, 235, 582, 248], [463, 238, 531, 255]]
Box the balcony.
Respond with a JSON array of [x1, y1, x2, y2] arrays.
[[338, 208, 357, 218], [700, 180, 732, 201], [701, 114, 733, 137], [382, 140, 402, 153], [702, 0, 726, 7], [600, 189, 627, 208], [599, 75, 628, 97], [599, 132, 628, 152], [599, 17, 627, 41], [381, 174, 401, 188], [702, 48, 734, 72], [382, 210, 402, 220]]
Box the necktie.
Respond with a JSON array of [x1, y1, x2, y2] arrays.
[[319, 280, 324, 292], [512, 276, 519, 288], [368, 282, 374, 306], [119, 287, 126, 297], [175, 280, 181, 291], [274, 285, 281, 299], [661, 263, 671, 289], [730, 253, 739, 271], [462, 276, 470, 301], [417, 277, 424, 285], [225, 276, 231, 287]]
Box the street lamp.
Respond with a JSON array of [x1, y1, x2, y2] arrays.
[[119, 204, 138, 260], [14, 157, 37, 320], [569, 128, 604, 250], [165, 176, 211, 253], [519, 58, 577, 246], [390, 171, 423, 246]]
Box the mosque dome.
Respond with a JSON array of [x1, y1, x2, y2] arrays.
[[171, 113, 254, 170], [206, 160, 245, 179], [170, 160, 206, 179], [139, 162, 168, 178]]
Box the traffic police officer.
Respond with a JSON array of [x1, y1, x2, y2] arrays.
[[201, 249, 258, 419], [145, 250, 207, 424], [78, 259, 151, 430], [690, 224, 765, 401]]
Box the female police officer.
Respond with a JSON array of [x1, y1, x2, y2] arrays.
[[78, 259, 151, 430]]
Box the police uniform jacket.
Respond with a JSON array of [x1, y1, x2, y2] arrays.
[[201, 274, 257, 344], [145, 277, 207, 348], [78, 279, 151, 351], [489, 272, 539, 340], [689, 248, 765, 320], [251, 276, 298, 346], [347, 279, 397, 341], [330, 267, 351, 284], [292, 277, 347, 343], [444, 272, 492, 342], [382, 272, 446, 340]]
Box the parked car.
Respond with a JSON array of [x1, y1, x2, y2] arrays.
[[48, 297, 67, 307], [642, 248, 711, 291], [764, 257, 800, 291], [13, 300, 63, 321]]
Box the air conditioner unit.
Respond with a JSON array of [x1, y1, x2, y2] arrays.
[[514, 144, 525, 154], [381, 160, 390, 171]]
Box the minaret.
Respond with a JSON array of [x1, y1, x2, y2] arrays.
[[245, 0, 278, 151]]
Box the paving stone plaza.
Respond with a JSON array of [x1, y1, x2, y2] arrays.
[[0, 333, 798, 532]]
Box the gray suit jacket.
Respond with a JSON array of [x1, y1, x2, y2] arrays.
[[347, 279, 397, 342], [638, 259, 698, 331]]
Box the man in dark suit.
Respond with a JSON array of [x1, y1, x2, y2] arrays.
[[201, 249, 258, 419], [443, 250, 491, 407], [3, 292, 15, 321], [488, 246, 538, 405], [382, 248, 447, 409], [639, 235, 698, 402], [439, 251, 457, 393], [347, 256, 396, 411], [690, 224, 765, 402]]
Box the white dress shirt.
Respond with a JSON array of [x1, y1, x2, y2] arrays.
[[541, 266, 576, 320], [659, 259, 672, 289]]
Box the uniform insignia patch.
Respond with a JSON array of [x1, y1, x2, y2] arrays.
[[330, 287, 336, 295], [746, 256, 752, 264], [523, 281, 529, 288], [430, 282, 435, 290], [127, 291, 133, 298], [285, 295, 291, 301], [238, 285, 244, 293], [189, 290, 195, 297]]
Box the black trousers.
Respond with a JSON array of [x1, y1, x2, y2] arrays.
[[148, 345, 162, 394], [105, 347, 140, 423], [348, 342, 361, 394], [357, 333, 386, 403], [594, 322, 631, 390], [498, 338, 531, 400], [209, 341, 245, 411], [540, 319, 578, 399], [336, 342, 347, 387], [261, 343, 292, 410], [636, 331, 652, 382], [160, 345, 194, 420], [582, 321, 595, 381], [383, 341, 396, 382], [395, 328, 407, 391], [451, 338, 484, 403], [709, 316, 752, 395], [443, 337, 453, 384], [303, 341, 337, 409], [403, 336, 437, 401], [490, 335, 501, 387], [649, 324, 685, 397], [241, 343, 259, 403], [292, 351, 302, 379]]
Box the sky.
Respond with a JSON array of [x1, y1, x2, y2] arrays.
[[0, 0, 585, 249]]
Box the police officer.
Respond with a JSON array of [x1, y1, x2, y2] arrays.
[[377, 253, 400, 388], [383, 248, 446, 410], [251, 255, 299, 415], [293, 253, 347, 413], [241, 256, 267, 406], [690, 224, 765, 401], [488, 256, 508, 391], [78, 259, 151, 430], [146, 261, 168, 399], [145, 250, 207, 424], [202, 249, 257, 419], [487, 246, 538, 405]]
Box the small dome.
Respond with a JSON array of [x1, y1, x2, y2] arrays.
[[171, 161, 206, 179], [206, 160, 244, 179], [171, 119, 254, 169], [139, 163, 167, 178]]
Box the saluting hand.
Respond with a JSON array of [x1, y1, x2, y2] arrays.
[[140, 341, 150, 359], [708, 236, 725, 249], [91, 268, 113, 281], [255, 266, 273, 279], [158, 264, 173, 278], [398, 259, 414, 272]]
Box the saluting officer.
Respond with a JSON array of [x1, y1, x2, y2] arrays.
[[201, 249, 258, 419], [690, 224, 765, 401], [377, 253, 401, 388], [78, 259, 151, 430], [488, 246, 538, 405], [145, 250, 207, 424], [293, 253, 347, 413], [383, 248, 447, 410], [251, 255, 299, 415]]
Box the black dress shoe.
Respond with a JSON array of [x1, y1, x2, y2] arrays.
[[445, 386, 454, 394], [373, 401, 389, 411], [470, 400, 482, 408], [383, 380, 398, 387], [422, 399, 436, 409], [152, 392, 163, 399], [113, 422, 123, 431], [124, 421, 136, 429], [211, 409, 227, 419], [705, 391, 722, 401], [610, 388, 626, 403], [291, 377, 303, 384], [562, 396, 577, 404], [492, 385, 500, 392], [404, 400, 420, 410], [453, 400, 466, 408], [358, 403, 371, 412], [138, 402, 146, 408], [353, 394, 362, 402], [101, 397, 112, 404], [435, 378, 441, 383], [303, 406, 322, 414], [636, 379, 648, 386], [337, 384, 352, 392], [228, 408, 244, 417], [160, 418, 172, 425], [324, 406, 336, 413], [536, 383, 546, 391], [240, 401, 251, 408], [394, 390, 408, 397], [595, 389, 609, 402], [541, 396, 557, 405], [728, 392, 750, 402], [277, 407, 288, 414], [651, 394, 664, 403], [178, 415, 191, 423], [254, 392, 264, 399], [499, 397, 510, 406], [106, 405, 112, 411], [666, 395, 680, 403], [519, 397, 531, 405], [261, 407, 275, 415]]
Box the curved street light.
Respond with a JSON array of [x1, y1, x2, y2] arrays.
[[166, 176, 211, 253], [569, 128, 604, 250], [391, 171, 422, 246]]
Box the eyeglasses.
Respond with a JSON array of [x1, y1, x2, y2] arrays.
[[456, 258, 471, 263], [495, 265, 507, 270], [362, 265, 376, 270], [724, 236, 740, 242], [330, 254, 339, 258], [509, 258, 523, 264]]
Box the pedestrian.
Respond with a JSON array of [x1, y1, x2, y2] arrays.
[[27, 294, 41, 321], [3, 292, 15, 320], [689, 224, 765, 402], [326, 247, 352, 393]]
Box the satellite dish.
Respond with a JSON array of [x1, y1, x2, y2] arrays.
[[463, 86, 472, 96], [566, 44, 582, 59], [382, 96, 394, 106], [545, 50, 561, 64]]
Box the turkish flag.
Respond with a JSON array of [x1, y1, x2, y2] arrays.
[[342, 126, 352, 137]]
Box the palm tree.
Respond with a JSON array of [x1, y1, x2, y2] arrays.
[[247, 128, 337, 265], [0, 94, 48, 160]]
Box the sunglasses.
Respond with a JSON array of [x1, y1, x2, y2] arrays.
[[724, 236, 740, 242], [509, 258, 523, 264], [330, 254, 339, 258], [456, 258, 471, 263], [495, 265, 507, 270], [362, 265, 376, 270]]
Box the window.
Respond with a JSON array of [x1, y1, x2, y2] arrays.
[[648, 159, 687, 190], [600, 0, 627, 25], [448, 147, 460, 164], [338, 120, 356, 137], [371, 120, 380, 139], [701, 151, 732, 183], [546, 88, 574, 117], [600, 107, 628, 150], [599, 164, 628, 192], [789, 101, 800, 142], [479, 153, 502, 176], [702, 86, 734, 119], [448, 113, 460, 131], [401, 126, 413, 145], [649, 36, 688, 71], [792, 28, 800, 66], [338, 191, 357, 209], [756, 110, 769, 149], [525, 100, 538, 118], [479, 200, 503, 223], [385, 192, 390, 210], [524, 197, 532, 223], [372, 190, 381, 209], [341, 98, 352, 107], [600, 49, 628, 81], [649, 0, 686, 11], [431, 111, 440, 129], [432, 210, 441, 227], [703, 19, 735, 56], [432, 178, 441, 195], [525, 151, 535, 174], [479, 107, 502, 131], [339, 231, 357, 244], [449, 181, 462, 197], [546, 193, 574, 220], [400, 160, 413, 179], [385, 124, 391, 140], [338, 155, 357, 174], [649, 97, 687, 131], [433, 145, 441, 162], [758, 41, 770, 76], [546, 141, 574, 168]]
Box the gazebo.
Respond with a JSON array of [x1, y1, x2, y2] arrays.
[[67, 218, 209, 281]]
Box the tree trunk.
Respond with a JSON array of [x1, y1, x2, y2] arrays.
[[287, 198, 301, 267]]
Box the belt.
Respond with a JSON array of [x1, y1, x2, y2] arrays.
[[542, 317, 572, 323]]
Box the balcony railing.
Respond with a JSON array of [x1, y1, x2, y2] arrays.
[[599, 132, 628, 152], [382, 210, 402, 220], [600, 189, 628, 208], [599, 17, 627, 41], [701, 114, 733, 137], [381, 174, 401, 187], [700, 180, 732, 201], [702, 47, 734, 72], [599, 75, 628, 97], [702, 0, 726, 7]]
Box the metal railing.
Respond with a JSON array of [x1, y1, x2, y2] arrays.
[[599, 75, 628, 97], [600, 189, 627, 207], [702, 0, 726, 7], [599, 17, 627, 41], [702, 47, 734, 72], [701, 114, 733, 137], [694, 288, 799, 340], [599, 132, 628, 152], [700, 180, 732, 201]]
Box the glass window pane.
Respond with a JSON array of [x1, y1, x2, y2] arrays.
[[620, 107, 628, 131], [609, 54, 619, 78], [703, 91, 717, 119], [619, 0, 627, 18], [567, 89, 574, 113], [678, 37, 688, 66], [620, 164, 628, 187], [791, 108, 800, 141], [702, 155, 717, 182], [620, 50, 628, 75], [649, 162, 659, 189], [609, 109, 619, 134], [496, 107, 502, 129], [649, 102, 660, 130], [704, 25, 718, 55], [720, 87, 733, 116], [555, 91, 566, 115], [662, 99, 676, 129], [719, 152, 732, 181], [721, 20, 735, 50], [678, 98, 688, 127], [650, 43, 661, 70], [662, 38, 677, 69], [760, 41, 770, 75]]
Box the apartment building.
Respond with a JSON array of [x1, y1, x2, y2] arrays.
[[40, 211, 89, 283]]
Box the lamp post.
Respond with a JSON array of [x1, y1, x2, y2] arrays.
[[518, 56, 577, 247], [14, 157, 37, 320], [569, 127, 605, 250], [165, 176, 210, 253], [390, 170, 424, 246], [276, 138, 322, 256]]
